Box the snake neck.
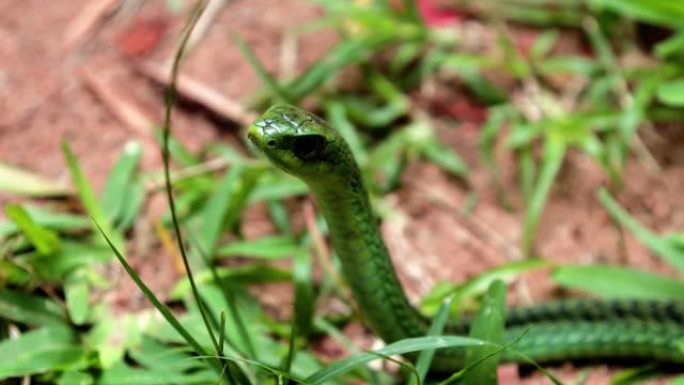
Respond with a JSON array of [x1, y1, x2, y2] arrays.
[[308, 171, 429, 342]]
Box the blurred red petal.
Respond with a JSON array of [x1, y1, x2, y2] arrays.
[[117, 18, 167, 58], [417, 0, 459, 27]]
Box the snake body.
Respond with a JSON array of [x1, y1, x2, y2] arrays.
[[247, 104, 684, 370]]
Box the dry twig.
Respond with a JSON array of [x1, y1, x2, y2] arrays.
[[81, 65, 156, 136], [64, 0, 121, 50], [138, 61, 256, 126]]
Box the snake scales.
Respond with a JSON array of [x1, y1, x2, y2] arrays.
[[247, 104, 684, 371]]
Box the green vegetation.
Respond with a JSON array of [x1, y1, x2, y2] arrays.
[[1, 0, 683, 384]]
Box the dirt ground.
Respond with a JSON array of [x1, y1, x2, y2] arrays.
[[1, 1, 682, 384]]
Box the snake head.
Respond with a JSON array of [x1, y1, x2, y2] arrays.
[[248, 104, 355, 181]]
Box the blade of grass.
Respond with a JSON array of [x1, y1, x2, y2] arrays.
[[216, 236, 300, 260], [521, 137, 566, 257], [4, 204, 62, 256], [313, 317, 381, 385], [101, 141, 143, 223], [598, 188, 684, 272], [287, 33, 396, 102], [324, 100, 368, 165], [64, 269, 90, 325], [292, 249, 315, 341], [0, 162, 70, 198], [591, 0, 684, 28], [0, 289, 66, 327], [552, 264, 684, 299], [0, 325, 85, 380], [461, 280, 506, 385], [232, 32, 290, 102], [115, 178, 145, 231], [94, 221, 213, 366], [197, 165, 247, 256], [158, 3, 240, 382], [97, 1, 228, 382], [188, 231, 256, 360], [305, 336, 492, 384], [0, 205, 89, 238], [408, 295, 455, 385], [61, 140, 124, 251]]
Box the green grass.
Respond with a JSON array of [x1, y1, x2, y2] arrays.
[[1, 0, 683, 384]]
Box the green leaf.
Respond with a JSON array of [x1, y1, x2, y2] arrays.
[[18, 241, 112, 282], [0, 326, 85, 379], [196, 165, 246, 255], [553, 264, 684, 299], [129, 337, 206, 372], [537, 56, 599, 76], [98, 361, 218, 385], [0, 289, 66, 326], [521, 138, 566, 256], [0, 204, 90, 239], [249, 174, 309, 202], [611, 365, 664, 385], [368, 127, 409, 191], [288, 33, 398, 102], [153, 128, 200, 167], [65, 270, 90, 325], [293, 249, 315, 340], [656, 79, 684, 107], [86, 312, 147, 368], [306, 336, 490, 384], [58, 370, 94, 385], [102, 141, 143, 223], [461, 71, 508, 105], [591, 0, 684, 28], [197, 165, 262, 256], [0, 162, 70, 197], [462, 280, 506, 385], [409, 296, 455, 385], [421, 140, 469, 178], [116, 178, 145, 231], [325, 100, 368, 166], [655, 29, 684, 59], [170, 265, 291, 299], [421, 259, 549, 316], [4, 204, 61, 255], [530, 30, 559, 60], [0, 260, 31, 285], [216, 236, 299, 259]]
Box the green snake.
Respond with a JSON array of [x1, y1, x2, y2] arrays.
[[247, 104, 684, 370]]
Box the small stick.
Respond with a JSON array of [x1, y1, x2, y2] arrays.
[[303, 200, 349, 297], [81, 65, 155, 136], [145, 156, 264, 192], [63, 0, 121, 50], [411, 181, 522, 261], [183, 0, 228, 53], [137, 61, 256, 125]]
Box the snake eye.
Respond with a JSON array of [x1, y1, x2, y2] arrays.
[[292, 135, 325, 160], [293, 135, 326, 160]]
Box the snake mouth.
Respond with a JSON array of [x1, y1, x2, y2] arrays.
[[247, 131, 258, 147], [246, 123, 267, 152]]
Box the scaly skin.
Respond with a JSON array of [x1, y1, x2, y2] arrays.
[[247, 104, 684, 371]]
